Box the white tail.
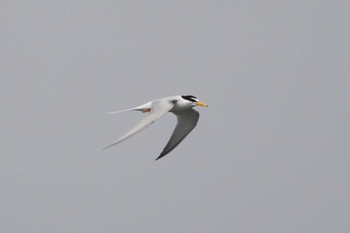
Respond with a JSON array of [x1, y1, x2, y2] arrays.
[[106, 108, 133, 114], [106, 102, 152, 114]]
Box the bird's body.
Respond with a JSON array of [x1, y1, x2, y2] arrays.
[[104, 95, 208, 160]]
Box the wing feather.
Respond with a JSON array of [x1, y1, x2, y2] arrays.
[[155, 109, 199, 160], [104, 100, 174, 150]]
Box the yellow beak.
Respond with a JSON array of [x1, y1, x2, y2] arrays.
[[195, 101, 208, 107]]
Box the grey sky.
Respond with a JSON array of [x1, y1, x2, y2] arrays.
[[1, 1, 349, 232]]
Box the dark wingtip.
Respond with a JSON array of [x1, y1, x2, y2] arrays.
[[155, 154, 165, 161]]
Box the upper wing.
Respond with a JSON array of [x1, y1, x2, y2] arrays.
[[155, 109, 200, 160], [103, 100, 174, 150]]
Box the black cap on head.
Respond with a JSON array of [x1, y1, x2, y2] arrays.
[[181, 95, 198, 102]]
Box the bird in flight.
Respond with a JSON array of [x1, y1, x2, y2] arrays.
[[104, 95, 208, 160]]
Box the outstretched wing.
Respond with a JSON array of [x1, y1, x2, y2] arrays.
[[155, 109, 200, 160], [104, 100, 174, 150]]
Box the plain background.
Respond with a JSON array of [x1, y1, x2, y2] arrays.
[[1, 1, 349, 232]]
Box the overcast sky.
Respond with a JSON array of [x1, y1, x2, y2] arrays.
[[1, 1, 349, 232]]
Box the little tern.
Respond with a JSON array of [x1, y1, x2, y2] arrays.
[[104, 95, 208, 160]]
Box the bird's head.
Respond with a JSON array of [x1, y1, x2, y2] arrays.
[[181, 95, 208, 108]]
